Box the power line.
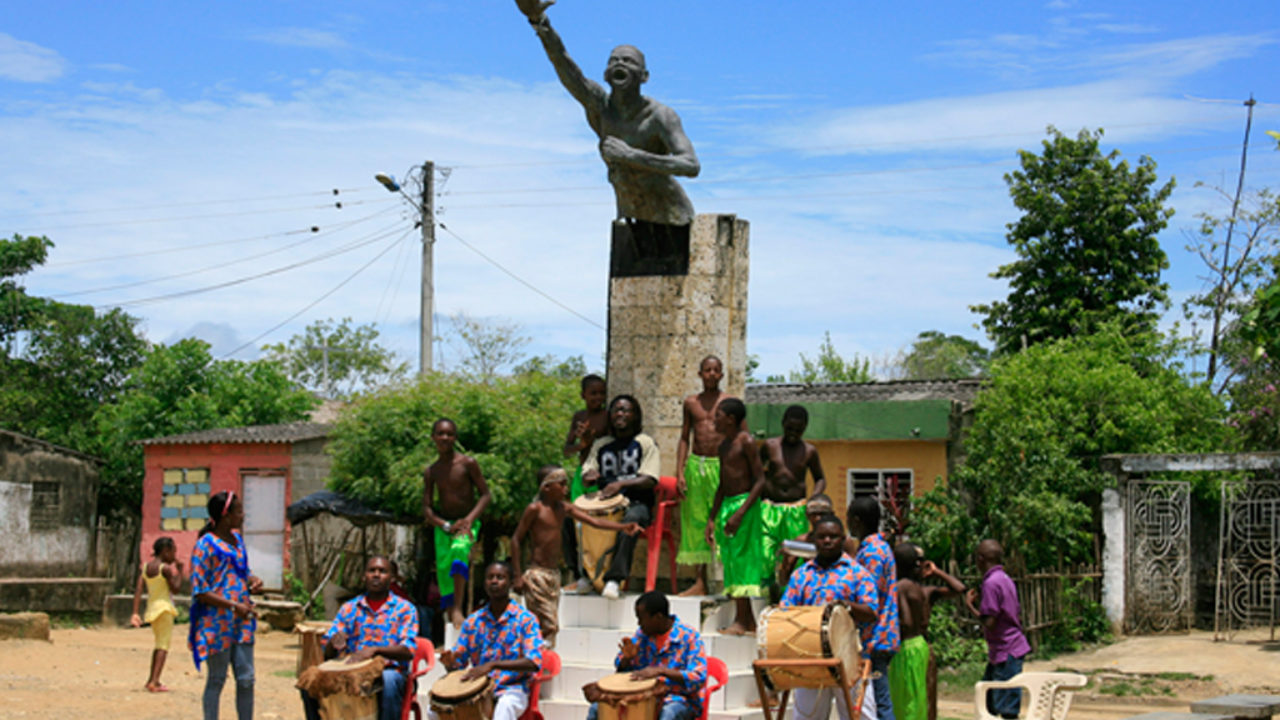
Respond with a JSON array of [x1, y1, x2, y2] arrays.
[[54, 216, 411, 299], [44, 205, 402, 268], [222, 230, 411, 359], [23, 197, 398, 232], [438, 223, 604, 330], [374, 233, 415, 328], [2, 186, 379, 221], [96, 224, 408, 309]]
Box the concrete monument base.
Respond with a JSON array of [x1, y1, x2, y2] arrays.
[[606, 213, 749, 478]]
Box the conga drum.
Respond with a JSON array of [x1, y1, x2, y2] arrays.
[[756, 604, 861, 691], [430, 670, 495, 720], [296, 657, 387, 720], [574, 493, 629, 592], [595, 672, 660, 720], [294, 621, 333, 676]]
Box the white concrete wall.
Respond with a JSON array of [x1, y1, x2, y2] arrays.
[[0, 480, 91, 573], [1101, 486, 1125, 634]]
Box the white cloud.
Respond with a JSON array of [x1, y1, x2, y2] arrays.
[[247, 27, 350, 50], [0, 33, 67, 83]]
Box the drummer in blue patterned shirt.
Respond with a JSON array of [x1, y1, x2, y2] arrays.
[[849, 497, 901, 720], [584, 591, 708, 720], [438, 561, 544, 720], [780, 514, 879, 720], [302, 555, 419, 720]]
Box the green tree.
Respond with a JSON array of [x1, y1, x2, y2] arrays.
[[326, 372, 579, 532], [1224, 254, 1280, 449], [262, 317, 409, 399], [92, 339, 318, 516], [513, 354, 589, 380], [1, 234, 147, 449], [973, 128, 1175, 355], [898, 330, 989, 379], [1182, 188, 1280, 391], [913, 324, 1228, 572], [445, 312, 530, 382], [772, 331, 873, 383]]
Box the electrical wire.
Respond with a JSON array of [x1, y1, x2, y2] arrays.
[[3, 187, 379, 221], [55, 215, 409, 298], [23, 197, 398, 232], [374, 233, 415, 327], [438, 223, 603, 330], [221, 230, 411, 359], [45, 205, 402, 268], [96, 224, 409, 309]]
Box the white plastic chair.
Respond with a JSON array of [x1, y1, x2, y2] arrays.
[[974, 671, 1088, 720]]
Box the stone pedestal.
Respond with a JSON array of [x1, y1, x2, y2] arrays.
[[606, 214, 749, 477]]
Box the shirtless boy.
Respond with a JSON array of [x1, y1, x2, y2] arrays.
[[704, 398, 767, 635], [676, 355, 729, 596], [561, 375, 609, 591], [760, 405, 827, 584], [511, 465, 640, 647], [892, 543, 966, 720], [422, 418, 491, 627]]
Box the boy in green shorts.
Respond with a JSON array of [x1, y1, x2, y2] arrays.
[[705, 397, 768, 635], [422, 418, 490, 627], [759, 405, 827, 590], [676, 356, 731, 596]]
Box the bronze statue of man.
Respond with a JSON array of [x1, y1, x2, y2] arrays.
[[516, 0, 700, 227]]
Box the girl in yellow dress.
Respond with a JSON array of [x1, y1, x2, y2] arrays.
[[130, 537, 184, 692]]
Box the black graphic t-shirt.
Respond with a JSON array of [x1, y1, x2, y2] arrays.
[[583, 433, 661, 508]]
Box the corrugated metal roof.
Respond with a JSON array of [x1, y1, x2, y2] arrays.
[[745, 378, 983, 406], [140, 422, 333, 446]]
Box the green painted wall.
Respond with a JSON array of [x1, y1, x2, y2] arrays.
[[747, 399, 952, 441]]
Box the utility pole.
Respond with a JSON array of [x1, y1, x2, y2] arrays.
[[1207, 95, 1256, 385], [420, 161, 435, 375]]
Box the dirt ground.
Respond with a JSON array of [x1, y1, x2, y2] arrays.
[[1, 624, 1277, 719]]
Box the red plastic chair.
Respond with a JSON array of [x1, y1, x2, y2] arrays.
[[401, 638, 437, 720], [645, 475, 681, 592], [701, 656, 729, 720], [519, 649, 562, 720]]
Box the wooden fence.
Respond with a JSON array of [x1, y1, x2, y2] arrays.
[[93, 515, 141, 593], [951, 566, 1102, 648]]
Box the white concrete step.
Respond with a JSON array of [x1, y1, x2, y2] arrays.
[[555, 626, 757, 668], [539, 697, 772, 720], [558, 593, 769, 635], [545, 661, 762, 711]]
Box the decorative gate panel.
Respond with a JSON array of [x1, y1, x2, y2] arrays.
[[1126, 480, 1192, 634], [1216, 480, 1280, 640]]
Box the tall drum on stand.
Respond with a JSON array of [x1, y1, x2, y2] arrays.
[[752, 604, 870, 720]]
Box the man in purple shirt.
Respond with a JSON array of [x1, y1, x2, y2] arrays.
[[964, 540, 1031, 719]]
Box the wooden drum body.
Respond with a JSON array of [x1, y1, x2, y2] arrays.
[[295, 621, 333, 677], [297, 657, 386, 720], [574, 493, 629, 592], [430, 670, 495, 720], [757, 604, 861, 691], [595, 673, 659, 720]]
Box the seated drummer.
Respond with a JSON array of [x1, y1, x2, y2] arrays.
[[583, 591, 707, 720], [780, 514, 879, 720], [580, 394, 661, 599], [302, 555, 419, 720], [437, 561, 544, 720]]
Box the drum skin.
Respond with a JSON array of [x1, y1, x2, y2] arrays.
[[574, 493, 629, 592], [430, 670, 495, 720], [595, 672, 659, 720], [756, 604, 861, 690]]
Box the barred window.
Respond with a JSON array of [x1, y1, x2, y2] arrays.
[[30, 481, 60, 531]]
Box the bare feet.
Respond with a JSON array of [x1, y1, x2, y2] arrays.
[[678, 578, 708, 597], [145, 684, 169, 693], [720, 622, 755, 636]]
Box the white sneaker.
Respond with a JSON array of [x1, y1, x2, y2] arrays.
[[602, 581, 620, 599]]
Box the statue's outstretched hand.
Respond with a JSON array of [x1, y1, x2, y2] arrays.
[[515, 0, 555, 22]]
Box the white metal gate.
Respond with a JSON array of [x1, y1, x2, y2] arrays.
[[1126, 479, 1192, 633]]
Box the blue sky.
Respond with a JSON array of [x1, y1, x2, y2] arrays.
[[2, 1, 1278, 380]]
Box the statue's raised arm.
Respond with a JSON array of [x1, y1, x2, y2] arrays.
[[515, 0, 700, 227]]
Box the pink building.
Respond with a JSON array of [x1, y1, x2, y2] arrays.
[[138, 423, 332, 591]]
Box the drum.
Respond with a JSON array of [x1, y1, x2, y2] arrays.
[[430, 669, 495, 720], [574, 493, 630, 592], [294, 621, 333, 676], [296, 657, 387, 720], [595, 672, 660, 720], [756, 604, 861, 691]]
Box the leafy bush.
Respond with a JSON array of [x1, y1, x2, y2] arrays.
[[326, 372, 579, 531]]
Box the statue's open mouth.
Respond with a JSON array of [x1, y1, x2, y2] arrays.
[[610, 69, 630, 84]]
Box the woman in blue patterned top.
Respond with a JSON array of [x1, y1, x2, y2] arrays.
[[190, 491, 262, 720]]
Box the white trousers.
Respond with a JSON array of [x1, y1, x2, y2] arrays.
[[792, 680, 875, 720], [429, 688, 529, 720]]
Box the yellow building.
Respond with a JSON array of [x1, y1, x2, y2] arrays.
[[745, 379, 981, 519]]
